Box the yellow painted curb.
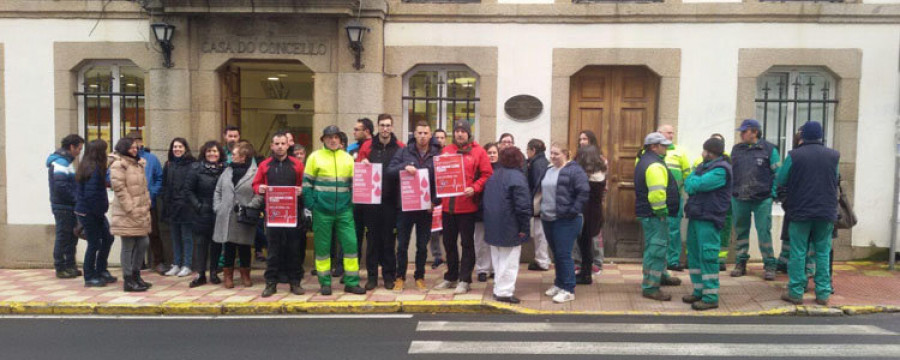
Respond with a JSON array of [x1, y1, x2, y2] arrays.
[[13, 302, 55, 315], [162, 303, 222, 315], [50, 302, 96, 315], [222, 302, 284, 315], [285, 301, 402, 314], [841, 305, 900, 315], [400, 300, 494, 314], [94, 303, 163, 315], [0, 301, 20, 314]]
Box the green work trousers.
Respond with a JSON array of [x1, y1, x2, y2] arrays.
[[313, 209, 360, 287], [666, 197, 684, 267], [732, 197, 776, 269], [787, 220, 833, 300], [640, 217, 674, 294], [777, 217, 816, 276], [718, 206, 732, 265], [687, 219, 721, 304]]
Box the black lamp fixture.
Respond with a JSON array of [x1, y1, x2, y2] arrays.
[[344, 19, 370, 70], [151, 22, 176, 68]]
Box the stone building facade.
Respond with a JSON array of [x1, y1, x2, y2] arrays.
[[0, 0, 897, 266]]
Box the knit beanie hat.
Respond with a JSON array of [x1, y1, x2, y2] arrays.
[[453, 120, 472, 140], [800, 121, 823, 141], [703, 137, 725, 157]]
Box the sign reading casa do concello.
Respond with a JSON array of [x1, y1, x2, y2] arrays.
[[202, 37, 328, 55]]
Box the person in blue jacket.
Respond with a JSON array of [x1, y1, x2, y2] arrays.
[[75, 139, 117, 287], [483, 146, 532, 304], [46, 134, 84, 279]]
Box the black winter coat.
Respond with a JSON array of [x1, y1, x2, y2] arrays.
[[187, 161, 225, 231], [162, 157, 196, 223], [387, 138, 442, 207], [483, 166, 532, 247]]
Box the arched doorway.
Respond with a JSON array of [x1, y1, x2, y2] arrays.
[[220, 60, 314, 156], [569, 65, 660, 258]]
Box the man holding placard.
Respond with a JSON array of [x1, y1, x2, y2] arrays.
[[356, 114, 405, 290], [433, 120, 493, 294], [389, 120, 442, 291], [303, 126, 367, 295], [253, 131, 305, 297]]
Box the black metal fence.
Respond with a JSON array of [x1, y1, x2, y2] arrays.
[[755, 75, 837, 151]]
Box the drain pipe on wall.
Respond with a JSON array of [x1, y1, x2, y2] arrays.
[[891, 118, 899, 270]]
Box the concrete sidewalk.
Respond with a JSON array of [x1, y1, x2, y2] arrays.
[[0, 261, 897, 316]]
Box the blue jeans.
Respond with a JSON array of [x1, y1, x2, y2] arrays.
[[77, 214, 114, 281], [396, 211, 431, 280], [542, 216, 582, 293], [52, 209, 78, 271], [170, 222, 193, 268]]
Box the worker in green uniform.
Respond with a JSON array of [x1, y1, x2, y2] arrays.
[[683, 137, 733, 311], [303, 125, 367, 296], [730, 119, 780, 281], [776, 121, 839, 306], [657, 125, 692, 272], [691, 133, 732, 272], [634, 132, 682, 302]]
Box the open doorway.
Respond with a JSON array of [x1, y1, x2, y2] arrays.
[[221, 60, 314, 156]]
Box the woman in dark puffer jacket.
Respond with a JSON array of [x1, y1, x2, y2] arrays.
[[187, 141, 226, 287], [75, 139, 116, 288]]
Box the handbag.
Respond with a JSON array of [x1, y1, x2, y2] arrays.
[[835, 182, 857, 229], [73, 221, 87, 240], [236, 204, 263, 225]]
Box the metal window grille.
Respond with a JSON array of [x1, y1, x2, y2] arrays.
[[74, 65, 145, 148], [403, 67, 479, 139], [755, 69, 837, 157]]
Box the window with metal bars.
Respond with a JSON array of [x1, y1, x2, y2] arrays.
[[755, 67, 837, 159], [74, 61, 146, 150], [402, 65, 479, 140]]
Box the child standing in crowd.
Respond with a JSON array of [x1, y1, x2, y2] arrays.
[[75, 139, 116, 287]]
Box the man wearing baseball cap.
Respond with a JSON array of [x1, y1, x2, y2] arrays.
[[730, 119, 780, 280], [682, 137, 733, 311], [634, 132, 682, 301], [303, 125, 367, 295]]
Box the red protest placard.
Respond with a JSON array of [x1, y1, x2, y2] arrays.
[[400, 168, 431, 212], [266, 186, 297, 227], [434, 154, 466, 198], [352, 162, 382, 204], [432, 205, 443, 232]]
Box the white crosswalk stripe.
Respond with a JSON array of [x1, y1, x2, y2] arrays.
[[416, 321, 898, 336], [409, 321, 900, 357], [408, 341, 900, 357]]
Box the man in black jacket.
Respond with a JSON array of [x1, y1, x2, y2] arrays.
[[389, 120, 442, 291], [526, 139, 551, 271], [357, 114, 405, 290]]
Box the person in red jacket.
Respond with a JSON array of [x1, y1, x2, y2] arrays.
[[433, 120, 493, 294]]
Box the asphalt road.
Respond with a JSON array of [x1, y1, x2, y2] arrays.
[[1, 313, 899, 359]]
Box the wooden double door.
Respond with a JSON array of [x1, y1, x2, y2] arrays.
[[568, 66, 659, 258]]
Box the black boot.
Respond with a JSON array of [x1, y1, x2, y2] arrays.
[[132, 271, 150, 288], [261, 282, 277, 297], [100, 271, 118, 284], [189, 273, 207, 288], [575, 272, 593, 285], [209, 269, 222, 285], [123, 275, 148, 292]]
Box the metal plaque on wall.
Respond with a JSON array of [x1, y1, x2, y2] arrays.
[[504, 95, 543, 121]]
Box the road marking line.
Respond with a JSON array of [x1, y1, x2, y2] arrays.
[[0, 314, 413, 320], [416, 321, 897, 335], [408, 341, 900, 357]]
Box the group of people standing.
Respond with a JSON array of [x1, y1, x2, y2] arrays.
[[46, 114, 840, 308], [634, 119, 841, 311]]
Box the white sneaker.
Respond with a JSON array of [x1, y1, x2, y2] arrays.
[[453, 281, 470, 294], [545, 285, 562, 297], [176, 267, 192, 277], [164, 265, 180, 276], [552, 290, 575, 303], [433, 280, 457, 290]]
